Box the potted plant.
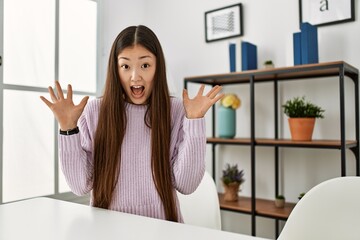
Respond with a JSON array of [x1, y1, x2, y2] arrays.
[[221, 163, 245, 201], [298, 192, 306, 200], [263, 60, 274, 69], [282, 96, 325, 141], [218, 94, 241, 138], [275, 195, 285, 208]]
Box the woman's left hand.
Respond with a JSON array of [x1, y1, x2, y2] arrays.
[[183, 85, 224, 119]]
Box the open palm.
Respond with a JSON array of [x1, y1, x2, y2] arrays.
[[40, 81, 89, 130], [183, 85, 224, 119]]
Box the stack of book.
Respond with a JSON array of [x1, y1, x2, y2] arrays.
[[229, 41, 258, 72]]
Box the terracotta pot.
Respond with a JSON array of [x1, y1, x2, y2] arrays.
[[275, 199, 285, 208], [223, 182, 240, 201], [288, 118, 316, 141]]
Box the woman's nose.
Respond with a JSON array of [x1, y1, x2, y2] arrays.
[[131, 68, 141, 81]]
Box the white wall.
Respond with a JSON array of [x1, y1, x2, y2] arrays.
[[99, 0, 360, 238], [98, 0, 146, 94]]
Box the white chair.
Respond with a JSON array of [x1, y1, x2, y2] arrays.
[[277, 176, 360, 240], [176, 171, 222, 230]]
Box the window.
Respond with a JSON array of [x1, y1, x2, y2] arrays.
[[0, 0, 98, 203]]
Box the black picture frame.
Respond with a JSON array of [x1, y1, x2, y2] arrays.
[[205, 3, 243, 43], [299, 0, 355, 27]]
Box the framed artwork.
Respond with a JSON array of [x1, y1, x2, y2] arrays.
[[205, 3, 243, 43], [299, 0, 355, 27]]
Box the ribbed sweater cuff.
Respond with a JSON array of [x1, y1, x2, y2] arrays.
[[58, 133, 82, 151], [183, 117, 206, 137]]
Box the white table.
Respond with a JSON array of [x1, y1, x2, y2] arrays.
[[0, 197, 270, 240]]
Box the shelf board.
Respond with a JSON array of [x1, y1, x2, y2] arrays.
[[219, 195, 252, 214], [207, 137, 251, 145], [184, 61, 358, 85], [219, 193, 296, 220], [207, 137, 357, 149], [256, 138, 357, 148]]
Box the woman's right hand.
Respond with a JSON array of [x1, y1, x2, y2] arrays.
[[40, 81, 89, 131]]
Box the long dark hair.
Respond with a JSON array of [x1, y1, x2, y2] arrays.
[[92, 25, 177, 221]]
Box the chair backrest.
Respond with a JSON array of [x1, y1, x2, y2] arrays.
[[277, 176, 360, 240], [176, 171, 222, 230]]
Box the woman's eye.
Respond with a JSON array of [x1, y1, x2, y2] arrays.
[[121, 64, 129, 70], [142, 63, 150, 69]]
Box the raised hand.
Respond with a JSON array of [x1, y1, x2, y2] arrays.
[[40, 81, 89, 130], [183, 85, 224, 119]]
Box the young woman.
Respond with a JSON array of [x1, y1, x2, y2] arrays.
[[41, 25, 223, 222]]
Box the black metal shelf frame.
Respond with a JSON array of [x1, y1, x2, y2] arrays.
[[184, 61, 359, 237]]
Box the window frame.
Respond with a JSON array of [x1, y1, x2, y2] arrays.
[[0, 0, 100, 204]]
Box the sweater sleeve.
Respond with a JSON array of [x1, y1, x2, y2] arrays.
[[58, 104, 95, 196], [171, 107, 206, 195]]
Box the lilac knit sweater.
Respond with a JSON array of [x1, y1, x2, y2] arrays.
[[59, 97, 206, 222]]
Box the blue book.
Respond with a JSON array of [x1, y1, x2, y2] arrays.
[[293, 32, 302, 65], [300, 22, 318, 64], [229, 43, 236, 72], [241, 41, 257, 71]]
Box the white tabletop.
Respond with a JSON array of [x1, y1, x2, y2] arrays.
[[0, 197, 269, 240]]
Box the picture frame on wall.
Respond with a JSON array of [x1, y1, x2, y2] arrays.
[[299, 0, 355, 27], [205, 3, 243, 43]]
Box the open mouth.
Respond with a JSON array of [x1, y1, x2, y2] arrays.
[[131, 85, 145, 97]]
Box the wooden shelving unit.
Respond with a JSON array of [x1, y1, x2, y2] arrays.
[[184, 61, 359, 238]]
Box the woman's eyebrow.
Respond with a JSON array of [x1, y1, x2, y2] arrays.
[[139, 55, 152, 59], [118, 56, 129, 60], [117, 55, 152, 60]]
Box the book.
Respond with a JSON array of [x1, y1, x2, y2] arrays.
[[241, 41, 257, 71], [229, 43, 236, 72], [300, 22, 318, 64], [293, 32, 302, 65]]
